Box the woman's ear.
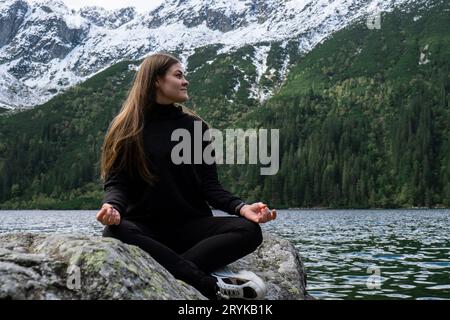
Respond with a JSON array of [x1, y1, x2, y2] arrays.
[[154, 76, 161, 88]]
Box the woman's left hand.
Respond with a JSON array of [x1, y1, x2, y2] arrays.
[[239, 202, 277, 224]]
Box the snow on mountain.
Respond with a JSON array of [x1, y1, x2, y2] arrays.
[[0, 0, 416, 110]]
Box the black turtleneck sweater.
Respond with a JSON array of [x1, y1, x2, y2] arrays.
[[102, 102, 246, 223]]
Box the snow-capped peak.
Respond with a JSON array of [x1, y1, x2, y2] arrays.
[[0, 0, 419, 110]]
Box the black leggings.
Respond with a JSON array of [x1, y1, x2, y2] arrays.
[[102, 215, 263, 299]]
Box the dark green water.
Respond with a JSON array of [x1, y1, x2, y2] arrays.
[[262, 209, 450, 300], [0, 209, 449, 299]]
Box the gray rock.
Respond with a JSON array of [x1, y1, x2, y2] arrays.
[[227, 232, 311, 300], [0, 232, 311, 300]]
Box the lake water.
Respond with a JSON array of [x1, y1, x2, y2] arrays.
[[0, 209, 449, 300]]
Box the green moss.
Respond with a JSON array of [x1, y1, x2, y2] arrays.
[[82, 250, 107, 270]]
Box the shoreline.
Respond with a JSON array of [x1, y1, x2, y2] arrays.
[[0, 207, 449, 211]]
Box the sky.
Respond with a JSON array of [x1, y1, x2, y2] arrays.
[[30, 0, 164, 13]]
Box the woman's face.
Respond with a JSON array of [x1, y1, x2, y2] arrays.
[[155, 62, 189, 104]]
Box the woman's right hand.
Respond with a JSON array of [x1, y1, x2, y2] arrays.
[[96, 203, 121, 225]]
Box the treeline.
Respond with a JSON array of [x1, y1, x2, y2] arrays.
[[221, 76, 449, 208]]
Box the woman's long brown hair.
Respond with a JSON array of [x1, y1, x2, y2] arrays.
[[100, 52, 206, 187]]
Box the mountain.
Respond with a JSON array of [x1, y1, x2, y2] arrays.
[[1, 0, 414, 110], [0, 0, 448, 210], [230, 0, 450, 208]]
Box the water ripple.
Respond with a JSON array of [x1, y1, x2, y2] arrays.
[[261, 209, 450, 300]]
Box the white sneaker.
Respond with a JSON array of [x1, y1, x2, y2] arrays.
[[211, 266, 267, 300]]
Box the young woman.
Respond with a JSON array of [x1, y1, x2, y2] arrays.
[[96, 52, 277, 300]]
